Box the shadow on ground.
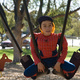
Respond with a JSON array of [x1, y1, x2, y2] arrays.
[[0, 63, 80, 80]]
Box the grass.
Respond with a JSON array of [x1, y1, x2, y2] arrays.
[[0, 48, 32, 60], [65, 46, 80, 60], [0, 46, 80, 60], [0, 49, 14, 59]]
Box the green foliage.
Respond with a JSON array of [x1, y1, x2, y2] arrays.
[[28, 0, 80, 36], [2, 0, 80, 36], [22, 48, 31, 56], [65, 28, 74, 35], [0, 9, 15, 34], [5, 11, 15, 29], [65, 12, 80, 36], [0, 17, 5, 34], [47, 9, 65, 33]]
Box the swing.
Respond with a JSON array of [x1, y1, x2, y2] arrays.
[[22, 0, 80, 80], [69, 49, 80, 78], [0, 0, 80, 80]]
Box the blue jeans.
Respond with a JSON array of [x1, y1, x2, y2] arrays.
[[24, 57, 75, 78]]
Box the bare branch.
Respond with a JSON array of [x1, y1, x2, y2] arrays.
[[56, 4, 66, 11], [2, 3, 14, 12], [52, 7, 80, 19]]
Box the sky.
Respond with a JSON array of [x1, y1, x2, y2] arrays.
[[0, 0, 3, 4], [0, 0, 80, 15]]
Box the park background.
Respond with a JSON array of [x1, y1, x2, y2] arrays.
[[0, 0, 80, 80]]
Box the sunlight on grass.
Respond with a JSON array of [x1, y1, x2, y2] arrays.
[[0, 49, 13, 60], [0, 46, 80, 61], [65, 46, 80, 61]]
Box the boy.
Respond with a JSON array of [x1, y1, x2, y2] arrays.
[[24, 16, 75, 79]]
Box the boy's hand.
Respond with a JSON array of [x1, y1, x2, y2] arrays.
[[53, 62, 61, 72], [37, 62, 45, 72]]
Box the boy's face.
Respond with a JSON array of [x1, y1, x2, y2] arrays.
[[41, 20, 53, 36]]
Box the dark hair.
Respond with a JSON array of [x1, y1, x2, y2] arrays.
[[38, 16, 53, 26]]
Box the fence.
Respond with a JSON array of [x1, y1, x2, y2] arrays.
[[66, 36, 80, 47]]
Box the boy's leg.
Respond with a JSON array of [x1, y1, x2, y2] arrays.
[[60, 60, 76, 79], [24, 63, 38, 79], [24, 62, 50, 79]]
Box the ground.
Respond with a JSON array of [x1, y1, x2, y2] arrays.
[[0, 63, 80, 80]]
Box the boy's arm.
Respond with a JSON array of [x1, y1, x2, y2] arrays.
[[30, 38, 41, 65], [57, 33, 68, 63]]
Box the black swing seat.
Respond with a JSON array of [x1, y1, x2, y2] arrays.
[[69, 49, 80, 78], [20, 55, 34, 69]]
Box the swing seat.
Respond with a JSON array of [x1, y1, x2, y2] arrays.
[[20, 55, 34, 69], [69, 51, 80, 78]]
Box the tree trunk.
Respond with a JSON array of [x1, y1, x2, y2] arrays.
[[6, 26, 23, 63], [1, 33, 3, 42], [13, 45, 22, 63], [12, 27, 22, 63]]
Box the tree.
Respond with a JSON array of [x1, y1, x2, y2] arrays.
[[1, 0, 80, 63], [0, 17, 5, 42], [65, 12, 80, 36]]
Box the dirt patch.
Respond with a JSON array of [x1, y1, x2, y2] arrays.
[[0, 63, 80, 80]]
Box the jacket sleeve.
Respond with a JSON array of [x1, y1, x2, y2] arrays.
[[30, 37, 41, 65], [57, 33, 68, 63]]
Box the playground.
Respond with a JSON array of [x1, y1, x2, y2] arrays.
[[0, 47, 80, 80], [0, 0, 80, 80], [0, 62, 80, 80]]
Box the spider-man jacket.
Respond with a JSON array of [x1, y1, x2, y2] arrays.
[[30, 33, 68, 65]]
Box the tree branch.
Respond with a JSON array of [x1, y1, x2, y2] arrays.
[[2, 3, 14, 12], [52, 7, 80, 19], [16, 0, 22, 14], [56, 4, 66, 12], [44, 0, 51, 15], [20, 0, 30, 14], [54, 0, 57, 9], [38, 0, 43, 16], [14, 0, 21, 22], [36, 0, 43, 19]]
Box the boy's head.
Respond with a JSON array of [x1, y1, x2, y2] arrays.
[[38, 16, 55, 35], [38, 16, 53, 26]]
